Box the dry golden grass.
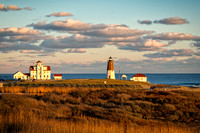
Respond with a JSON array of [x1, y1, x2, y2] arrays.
[[0, 111, 198, 133], [1, 86, 200, 133]]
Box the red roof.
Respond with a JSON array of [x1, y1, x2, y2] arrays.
[[54, 74, 62, 77], [23, 73, 30, 76], [46, 66, 51, 71], [30, 66, 35, 71], [133, 73, 146, 77]]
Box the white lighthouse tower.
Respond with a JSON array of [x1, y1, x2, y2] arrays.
[[107, 56, 115, 79]]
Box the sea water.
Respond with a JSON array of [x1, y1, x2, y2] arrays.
[[0, 73, 200, 87]]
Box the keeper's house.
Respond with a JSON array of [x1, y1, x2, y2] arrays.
[[130, 73, 147, 82], [13, 61, 51, 80], [30, 61, 51, 80]]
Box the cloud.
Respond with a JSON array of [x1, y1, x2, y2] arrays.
[[0, 27, 51, 53], [118, 39, 167, 51], [194, 51, 200, 56], [40, 34, 105, 49], [191, 42, 200, 49], [23, 7, 33, 11], [7, 5, 21, 10], [28, 19, 107, 31], [0, 27, 50, 44], [67, 48, 86, 53], [147, 32, 200, 41], [28, 19, 154, 38], [0, 4, 6, 11], [0, 4, 33, 11], [0, 44, 41, 53], [137, 17, 189, 25], [143, 49, 193, 58], [46, 11, 73, 17], [20, 50, 45, 54], [78, 24, 154, 37], [0, 27, 41, 36], [153, 17, 189, 25], [137, 20, 152, 25]]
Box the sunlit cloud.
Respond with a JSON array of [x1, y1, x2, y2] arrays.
[[28, 19, 107, 31], [154, 17, 189, 25], [118, 39, 167, 51], [138, 17, 189, 25], [67, 48, 86, 53], [0, 4, 33, 11], [46, 11, 73, 17], [78, 24, 154, 37], [20, 50, 45, 54], [143, 49, 193, 58], [147, 32, 200, 41]]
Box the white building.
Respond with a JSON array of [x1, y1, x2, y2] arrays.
[[30, 61, 51, 80], [107, 56, 115, 79], [130, 73, 147, 82], [13, 71, 30, 80], [54, 74, 62, 80], [121, 74, 127, 80]]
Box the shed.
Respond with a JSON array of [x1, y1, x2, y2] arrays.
[[54, 74, 62, 80], [130, 73, 147, 82]]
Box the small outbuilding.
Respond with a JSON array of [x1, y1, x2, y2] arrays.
[[54, 74, 62, 80], [121, 74, 127, 80], [130, 73, 147, 82], [13, 71, 30, 80]]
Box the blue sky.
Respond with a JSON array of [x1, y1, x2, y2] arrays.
[[0, 0, 200, 73]]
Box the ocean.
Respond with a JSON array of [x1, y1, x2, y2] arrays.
[[0, 73, 200, 87]]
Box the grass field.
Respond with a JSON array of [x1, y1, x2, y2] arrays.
[[0, 84, 200, 133], [3, 79, 150, 87]]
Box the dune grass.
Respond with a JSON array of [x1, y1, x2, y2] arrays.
[[0, 86, 200, 133]]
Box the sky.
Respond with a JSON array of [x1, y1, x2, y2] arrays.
[[0, 0, 200, 73]]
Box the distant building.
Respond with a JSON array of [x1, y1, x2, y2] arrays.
[[54, 74, 62, 80], [13, 71, 30, 80], [30, 61, 51, 80], [130, 73, 147, 82], [0, 83, 3, 87], [121, 74, 127, 80], [107, 56, 115, 79]]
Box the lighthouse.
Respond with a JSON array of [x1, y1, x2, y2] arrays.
[[107, 56, 115, 79]]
